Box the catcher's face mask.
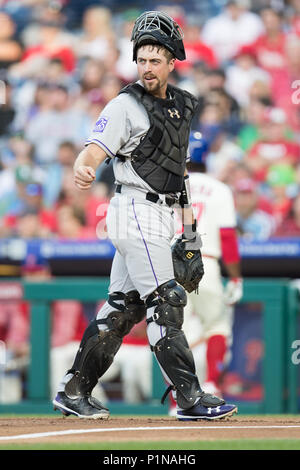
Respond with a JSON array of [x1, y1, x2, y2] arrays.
[[131, 10, 186, 62]]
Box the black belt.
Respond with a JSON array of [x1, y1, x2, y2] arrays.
[[115, 184, 177, 207]]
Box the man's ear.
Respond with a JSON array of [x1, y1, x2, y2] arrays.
[[169, 58, 176, 72]]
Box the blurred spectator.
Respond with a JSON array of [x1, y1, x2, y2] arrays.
[[78, 58, 106, 96], [0, 299, 29, 402], [21, 17, 75, 73], [225, 45, 271, 108], [274, 193, 300, 236], [266, 163, 297, 225], [0, 80, 16, 136], [0, 12, 22, 71], [42, 140, 78, 208], [237, 97, 274, 151], [55, 166, 110, 240], [225, 160, 255, 188], [0, 136, 38, 212], [248, 8, 292, 108], [196, 104, 244, 180], [237, 94, 296, 150], [0, 147, 56, 236], [24, 83, 90, 164], [247, 77, 273, 105], [175, 17, 218, 78], [206, 87, 242, 135], [115, 9, 140, 82], [226, 161, 275, 213], [244, 107, 300, 183], [12, 81, 53, 134], [192, 68, 242, 135], [98, 73, 123, 105], [3, 178, 56, 238], [234, 177, 276, 239], [0, 135, 42, 214], [14, 208, 48, 239], [56, 165, 94, 214], [74, 6, 116, 63], [201, 0, 264, 64], [287, 0, 300, 36], [179, 60, 210, 96], [55, 204, 95, 240]]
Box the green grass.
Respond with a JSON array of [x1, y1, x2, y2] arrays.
[[0, 440, 300, 450]]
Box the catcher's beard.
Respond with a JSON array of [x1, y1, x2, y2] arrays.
[[141, 76, 166, 97]]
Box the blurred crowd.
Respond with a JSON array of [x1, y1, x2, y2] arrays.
[[0, 0, 299, 242]]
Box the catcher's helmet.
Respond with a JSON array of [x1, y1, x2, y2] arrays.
[[189, 131, 209, 164], [131, 10, 186, 62]]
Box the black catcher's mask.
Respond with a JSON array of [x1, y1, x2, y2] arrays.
[[131, 10, 186, 62]]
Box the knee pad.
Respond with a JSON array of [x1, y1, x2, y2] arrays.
[[146, 280, 187, 330], [105, 290, 147, 336]]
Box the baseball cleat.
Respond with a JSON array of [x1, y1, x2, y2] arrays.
[[53, 392, 110, 419], [176, 403, 238, 421]]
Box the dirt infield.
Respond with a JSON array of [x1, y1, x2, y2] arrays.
[[1, 415, 300, 445]]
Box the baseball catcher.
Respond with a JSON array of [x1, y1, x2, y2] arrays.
[[53, 10, 237, 422]]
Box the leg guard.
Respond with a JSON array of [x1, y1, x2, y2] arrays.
[[147, 280, 203, 409], [65, 290, 146, 399]]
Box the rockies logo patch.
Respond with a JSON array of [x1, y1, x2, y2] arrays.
[[93, 117, 109, 133]]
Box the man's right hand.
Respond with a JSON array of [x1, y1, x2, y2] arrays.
[[74, 165, 96, 190]]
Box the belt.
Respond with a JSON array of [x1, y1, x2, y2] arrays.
[[115, 184, 178, 207]]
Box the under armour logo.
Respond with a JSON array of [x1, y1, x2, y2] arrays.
[[168, 108, 180, 119], [207, 406, 221, 414]]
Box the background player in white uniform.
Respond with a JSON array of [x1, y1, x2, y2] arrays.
[[52, 11, 237, 421], [180, 131, 243, 398]]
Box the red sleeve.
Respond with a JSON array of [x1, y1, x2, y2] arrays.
[[220, 227, 240, 264]]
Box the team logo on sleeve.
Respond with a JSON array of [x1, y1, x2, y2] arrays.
[[93, 117, 109, 133]]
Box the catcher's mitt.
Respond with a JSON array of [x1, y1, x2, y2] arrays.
[[171, 236, 204, 293]]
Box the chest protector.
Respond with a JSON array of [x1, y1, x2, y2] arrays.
[[118, 83, 198, 194]]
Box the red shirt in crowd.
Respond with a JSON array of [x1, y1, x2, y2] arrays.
[[0, 301, 29, 347], [249, 33, 290, 104], [51, 301, 87, 348], [22, 45, 76, 73], [274, 217, 300, 237], [247, 140, 300, 182], [175, 40, 218, 75]]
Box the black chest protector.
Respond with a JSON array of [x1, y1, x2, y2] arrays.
[[118, 83, 198, 194]]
